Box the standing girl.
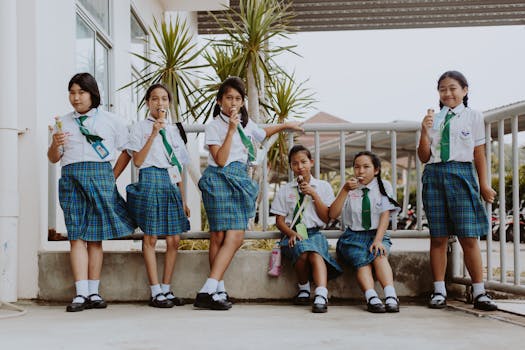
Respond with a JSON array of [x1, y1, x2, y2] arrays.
[[47, 73, 135, 312], [270, 145, 342, 313], [418, 71, 497, 311], [329, 151, 401, 313], [195, 76, 302, 310], [126, 84, 190, 308]]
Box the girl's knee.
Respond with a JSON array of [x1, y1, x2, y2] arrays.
[[458, 237, 479, 250], [210, 232, 225, 247], [430, 237, 448, 249], [143, 235, 157, 248], [166, 235, 180, 249], [297, 253, 309, 263]]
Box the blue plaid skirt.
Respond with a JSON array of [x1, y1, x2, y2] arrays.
[[126, 167, 190, 236], [58, 162, 135, 241], [280, 228, 343, 280], [422, 162, 489, 238], [336, 228, 392, 268], [198, 162, 258, 231]]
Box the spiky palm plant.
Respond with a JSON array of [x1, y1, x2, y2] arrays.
[[122, 16, 207, 122]]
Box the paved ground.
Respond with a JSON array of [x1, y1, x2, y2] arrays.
[[1, 301, 524, 350]]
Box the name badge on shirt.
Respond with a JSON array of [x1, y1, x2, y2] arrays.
[[92, 141, 109, 159], [167, 166, 182, 184]]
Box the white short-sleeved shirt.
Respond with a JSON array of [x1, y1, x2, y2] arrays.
[[426, 105, 485, 164], [204, 113, 266, 167], [127, 117, 189, 169], [270, 176, 335, 229], [56, 108, 129, 166], [342, 178, 400, 231]]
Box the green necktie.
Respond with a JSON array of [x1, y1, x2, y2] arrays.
[[440, 111, 454, 162], [237, 125, 256, 162], [159, 129, 182, 172], [362, 187, 371, 230], [292, 191, 305, 230], [77, 115, 103, 144]]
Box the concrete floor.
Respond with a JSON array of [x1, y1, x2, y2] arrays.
[[1, 301, 524, 350]]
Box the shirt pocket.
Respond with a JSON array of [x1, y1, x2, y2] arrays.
[[455, 128, 473, 149]]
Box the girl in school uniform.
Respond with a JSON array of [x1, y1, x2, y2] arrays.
[[47, 73, 135, 312], [270, 144, 342, 313], [126, 84, 190, 308], [194, 76, 303, 310], [418, 70, 497, 311], [329, 151, 401, 313]]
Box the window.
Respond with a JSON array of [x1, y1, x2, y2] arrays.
[[75, 1, 112, 109]]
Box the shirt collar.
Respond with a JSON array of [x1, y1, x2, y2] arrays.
[[362, 177, 378, 191], [146, 115, 156, 123], [447, 104, 466, 116], [73, 108, 97, 118]]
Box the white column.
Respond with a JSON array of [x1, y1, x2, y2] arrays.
[[0, 0, 19, 302]]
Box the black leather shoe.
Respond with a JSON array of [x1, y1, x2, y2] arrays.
[[164, 292, 185, 306], [217, 291, 233, 305], [149, 293, 174, 308], [473, 293, 497, 311], [428, 292, 447, 309], [66, 295, 90, 312], [385, 296, 400, 313], [88, 294, 107, 309], [312, 295, 328, 313], [293, 290, 311, 306], [367, 296, 386, 313], [193, 292, 232, 310]]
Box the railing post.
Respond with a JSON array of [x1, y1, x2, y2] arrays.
[[511, 115, 520, 285], [339, 130, 346, 228], [485, 122, 493, 282], [498, 119, 506, 283], [314, 131, 320, 178], [415, 130, 423, 232], [262, 151, 268, 231], [390, 131, 397, 230]]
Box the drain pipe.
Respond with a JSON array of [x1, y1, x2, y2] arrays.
[[0, 0, 18, 302]]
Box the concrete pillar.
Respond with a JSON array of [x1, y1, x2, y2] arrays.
[[0, 0, 19, 302]]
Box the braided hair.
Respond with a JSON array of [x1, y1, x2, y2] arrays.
[[212, 76, 249, 128], [353, 151, 401, 208], [437, 70, 469, 109]]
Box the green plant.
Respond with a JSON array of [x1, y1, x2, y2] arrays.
[[122, 16, 207, 122]]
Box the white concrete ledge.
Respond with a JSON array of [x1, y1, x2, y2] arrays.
[[38, 250, 432, 302]]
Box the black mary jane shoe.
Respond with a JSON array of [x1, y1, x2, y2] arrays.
[[473, 293, 498, 311], [88, 293, 107, 309], [66, 295, 90, 312], [149, 293, 175, 308], [293, 290, 311, 306], [193, 292, 232, 310], [428, 292, 447, 309], [217, 291, 233, 305], [164, 291, 185, 306], [312, 295, 328, 313], [385, 296, 400, 313], [366, 296, 386, 313]]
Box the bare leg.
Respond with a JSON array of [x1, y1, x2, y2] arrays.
[[430, 237, 448, 282], [308, 253, 327, 288], [356, 265, 375, 292], [458, 237, 483, 283], [294, 253, 311, 284], [372, 256, 394, 288], [70, 239, 88, 281], [142, 235, 159, 285], [162, 235, 181, 285], [209, 231, 225, 269], [209, 230, 244, 281], [87, 241, 103, 280]]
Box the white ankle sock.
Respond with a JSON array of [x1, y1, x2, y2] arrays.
[[384, 285, 398, 305], [433, 281, 447, 300], [314, 287, 328, 304], [150, 284, 166, 300], [365, 289, 381, 304], [298, 281, 310, 297], [217, 280, 226, 293], [472, 282, 490, 301], [161, 283, 171, 294], [73, 280, 88, 303], [88, 280, 101, 300], [199, 278, 219, 294]]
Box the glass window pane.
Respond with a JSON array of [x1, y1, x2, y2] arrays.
[[78, 0, 110, 34], [130, 13, 148, 72], [95, 39, 109, 109], [76, 16, 95, 75]]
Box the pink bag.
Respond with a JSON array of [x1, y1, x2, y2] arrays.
[[267, 242, 282, 277]]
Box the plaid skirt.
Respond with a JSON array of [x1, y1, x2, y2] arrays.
[[126, 167, 190, 236], [336, 228, 392, 268], [58, 161, 135, 241], [422, 162, 489, 238], [280, 228, 343, 280], [198, 162, 258, 231]]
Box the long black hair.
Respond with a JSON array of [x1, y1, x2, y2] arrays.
[[212, 76, 249, 128], [353, 151, 400, 208], [437, 70, 469, 109], [68, 73, 101, 109]]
